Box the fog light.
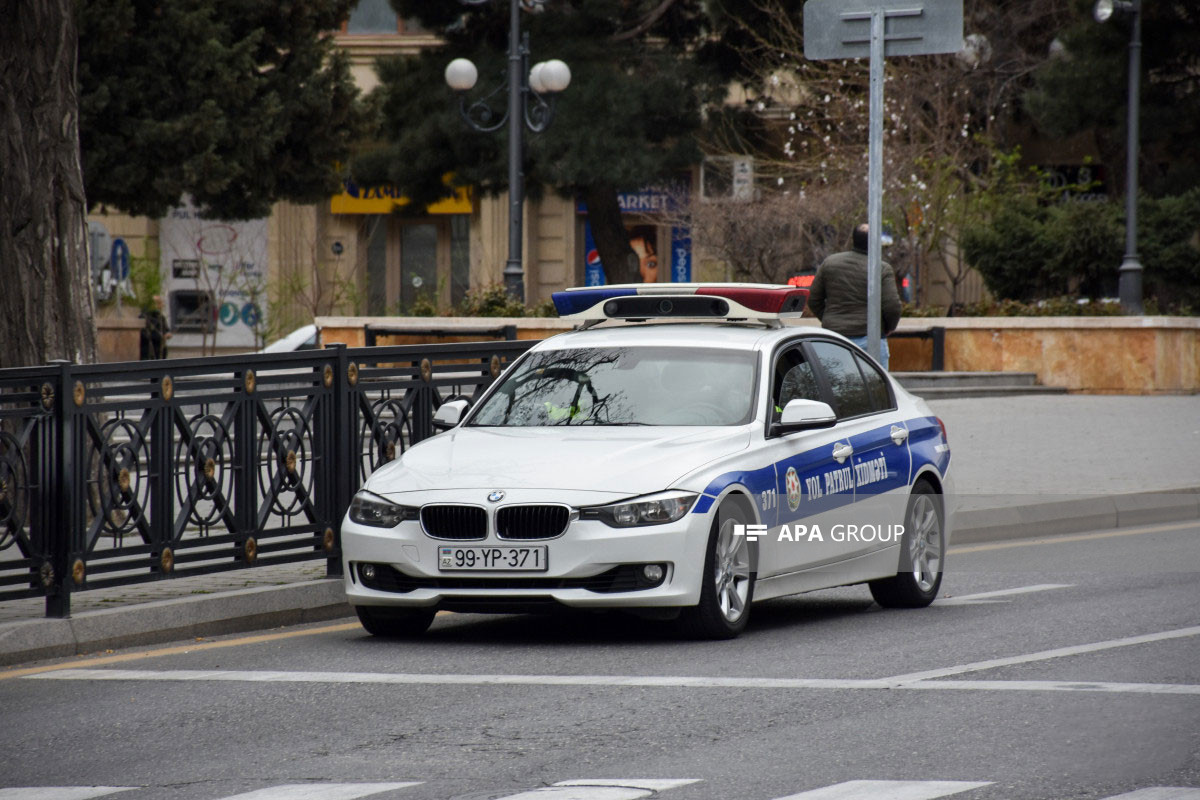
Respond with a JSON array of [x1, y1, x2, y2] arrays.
[[361, 563, 377, 581], [642, 564, 664, 583]]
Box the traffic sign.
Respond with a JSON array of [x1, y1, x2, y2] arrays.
[[804, 0, 963, 60], [110, 238, 130, 281]]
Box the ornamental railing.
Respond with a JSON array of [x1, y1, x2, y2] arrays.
[[0, 340, 534, 618]]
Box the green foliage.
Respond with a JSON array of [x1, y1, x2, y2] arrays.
[[357, 1, 728, 206], [962, 190, 1200, 312], [1025, 0, 1200, 197], [955, 297, 1124, 317], [1139, 188, 1200, 312], [446, 285, 558, 318], [128, 256, 163, 312], [454, 285, 531, 318], [78, 0, 370, 220]]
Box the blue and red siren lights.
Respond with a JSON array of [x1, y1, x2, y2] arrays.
[[551, 283, 810, 321]]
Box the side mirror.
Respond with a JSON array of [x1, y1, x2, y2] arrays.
[[432, 398, 470, 431], [771, 398, 837, 437]]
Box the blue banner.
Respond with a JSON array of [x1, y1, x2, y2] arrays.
[[670, 226, 692, 283]]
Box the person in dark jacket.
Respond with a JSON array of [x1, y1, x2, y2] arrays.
[[806, 223, 902, 369], [139, 294, 172, 360]]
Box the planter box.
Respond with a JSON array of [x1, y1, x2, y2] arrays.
[[316, 315, 1200, 395]]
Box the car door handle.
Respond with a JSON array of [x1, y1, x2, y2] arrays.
[[890, 425, 909, 446], [832, 443, 853, 464]]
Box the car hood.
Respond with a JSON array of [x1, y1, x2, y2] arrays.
[[366, 426, 752, 497]]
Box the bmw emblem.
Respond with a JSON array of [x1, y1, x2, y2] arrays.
[[487, 490, 505, 503]]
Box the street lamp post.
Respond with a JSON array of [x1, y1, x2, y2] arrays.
[[444, 0, 570, 303], [1095, 0, 1143, 314]]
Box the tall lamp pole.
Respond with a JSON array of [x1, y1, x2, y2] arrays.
[[1095, 0, 1142, 314], [444, 0, 570, 303]]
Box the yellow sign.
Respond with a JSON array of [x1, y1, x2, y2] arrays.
[[330, 181, 471, 215]]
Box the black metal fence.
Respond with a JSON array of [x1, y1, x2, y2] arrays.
[[0, 340, 534, 617]]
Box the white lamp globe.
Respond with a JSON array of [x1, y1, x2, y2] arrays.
[[1094, 0, 1115, 22], [529, 63, 547, 94], [538, 60, 571, 93], [444, 58, 479, 92]]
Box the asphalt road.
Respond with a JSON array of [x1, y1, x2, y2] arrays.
[[2, 520, 1198, 800]]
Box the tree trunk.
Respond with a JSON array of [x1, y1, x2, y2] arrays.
[[0, 0, 97, 369], [582, 183, 641, 285]]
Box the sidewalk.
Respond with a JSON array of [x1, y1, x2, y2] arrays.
[[2, 394, 1197, 666]]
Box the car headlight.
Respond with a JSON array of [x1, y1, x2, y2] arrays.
[[581, 491, 697, 528], [348, 490, 418, 528]]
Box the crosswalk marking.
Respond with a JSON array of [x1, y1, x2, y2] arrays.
[[209, 783, 421, 800], [1101, 790, 1200, 800], [934, 584, 1073, 606], [555, 781, 700, 791], [768, 780, 992, 800], [1, 781, 1198, 800], [29, 668, 1200, 696], [0, 790, 134, 800], [491, 779, 701, 800]]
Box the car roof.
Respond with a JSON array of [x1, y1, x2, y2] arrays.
[[532, 322, 819, 353]]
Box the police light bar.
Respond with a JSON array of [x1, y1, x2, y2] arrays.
[[552, 283, 809, 322]]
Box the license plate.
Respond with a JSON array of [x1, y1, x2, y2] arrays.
[[438, 545, 548, 572]]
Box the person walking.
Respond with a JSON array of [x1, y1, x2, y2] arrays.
[[806, 223, 901, 369], [139, 294, 172, 360]]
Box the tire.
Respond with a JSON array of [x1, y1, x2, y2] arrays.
[[869, 480, 944, 608], [355, 605, 436, 637], [677, 496, 756, 639]]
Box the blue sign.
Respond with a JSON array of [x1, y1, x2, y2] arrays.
[[241, 303, 261, 327], [670, 226, 692, 283], [110, 238, 130, 280], [583, 224, 605, 286]]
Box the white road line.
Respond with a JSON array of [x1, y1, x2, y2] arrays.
[[554, 781, 701, 791], [1100, 790, 1200, 800], [0, 790, 135, 800], [882, 625, 1200, 683], [905, 680, 1200, 695], [210, 784, 420, 800], [934, 584, 1073, 606], [491, 779, 699, 800], [27, 668, 1200, 695], [769, 779, 992, 800], [25, 669, 895, 690]]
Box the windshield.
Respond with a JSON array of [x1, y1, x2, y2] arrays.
[[469, 346, 758, 427]]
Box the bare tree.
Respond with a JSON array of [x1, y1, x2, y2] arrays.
[[0, 0, 96, 368], [706, 0, 1075, 305], [667, 183, 862, 283]]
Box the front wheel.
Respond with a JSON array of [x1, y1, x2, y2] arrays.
[[678, 497, 756, 639], [355, 605, 436, 637], [869, 480, 944, 608]]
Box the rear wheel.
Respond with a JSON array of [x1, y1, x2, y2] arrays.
[[869, 480, 944, 608], [678, 497, 756, 639], [355, 605, 436, 637]]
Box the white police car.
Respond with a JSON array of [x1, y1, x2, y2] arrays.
[[342, 284, 952, 639]]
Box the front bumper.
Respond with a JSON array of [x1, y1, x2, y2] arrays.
[[341, 511, 712, 611]]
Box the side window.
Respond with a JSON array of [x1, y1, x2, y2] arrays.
[[809, 341, 872, 419], [772, 346, 822, 414], [854, 352, 894, 411]]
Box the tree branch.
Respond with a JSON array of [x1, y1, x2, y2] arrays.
[[611, 0, 678, 42]]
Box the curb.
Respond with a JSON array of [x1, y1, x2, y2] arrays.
[[2, 487, 1197, 667], [952, 487, 1200, 545], [0, 579, 351, 667]]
